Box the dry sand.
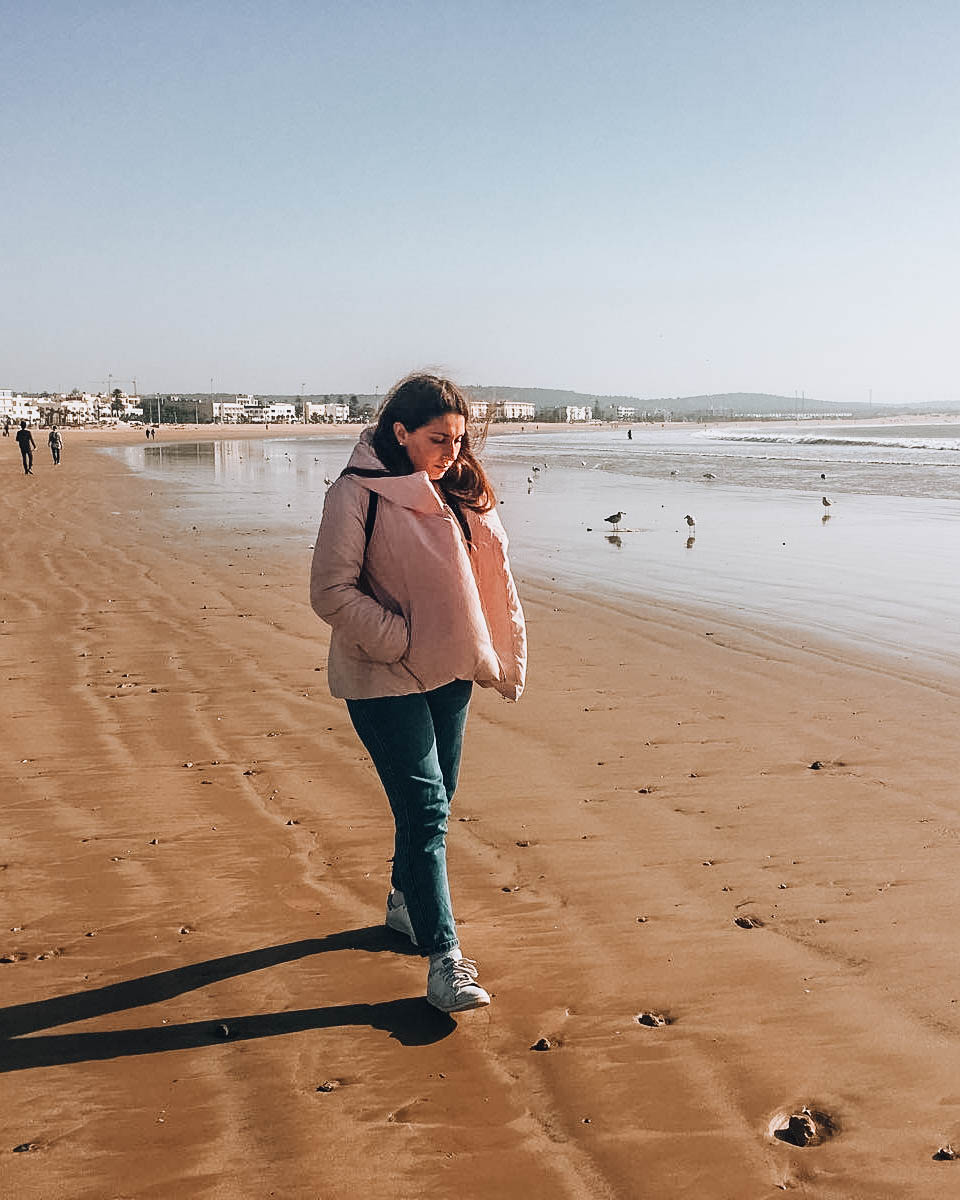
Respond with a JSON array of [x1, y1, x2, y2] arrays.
[[3, 427, 960, 1198]]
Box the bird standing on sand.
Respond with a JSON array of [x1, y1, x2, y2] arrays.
[[604, 510, 626, 531], [684, 514, 696, 530], [821, 496, 832, 509]]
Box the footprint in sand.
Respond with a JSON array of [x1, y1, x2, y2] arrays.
[[635, 1011, 670, 1027], [769, 1106, 837, 1147]]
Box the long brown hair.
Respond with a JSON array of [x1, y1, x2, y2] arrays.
[[371, 373, 496, 513]]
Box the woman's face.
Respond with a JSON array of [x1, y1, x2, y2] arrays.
[[394, 413, 466, 480]]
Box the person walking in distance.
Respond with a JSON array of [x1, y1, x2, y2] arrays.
[[310, 373, 526, 1013], [16, 420, 36, 474], [48, 426, 63, 465]]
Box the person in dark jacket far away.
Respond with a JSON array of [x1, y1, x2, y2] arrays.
[[16, 420, 36, 474]]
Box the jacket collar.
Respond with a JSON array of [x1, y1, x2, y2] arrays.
[[343, 429, 445, 515]]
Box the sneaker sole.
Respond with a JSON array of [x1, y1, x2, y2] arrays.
[[427, 993, 491, 1014]]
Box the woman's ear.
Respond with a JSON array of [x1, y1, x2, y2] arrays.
[[393, 421, 407, 446]]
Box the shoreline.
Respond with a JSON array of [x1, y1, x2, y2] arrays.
[[3, 433, 960, 1196]]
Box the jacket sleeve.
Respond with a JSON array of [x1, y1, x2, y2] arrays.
[[310, 480, 409, 663]]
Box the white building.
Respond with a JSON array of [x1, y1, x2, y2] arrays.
[[469, 401, 489, 420], [250, 401, 296, 423], [1, 391, 42, 424], [617, 406, 637, 419], [496, 401, 535, 421], [214, 400, 246, 423], [564, 405, 592, 422], [305, 401, 351, 422]]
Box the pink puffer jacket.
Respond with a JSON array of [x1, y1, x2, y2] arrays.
[[310, 431, 526, 701]]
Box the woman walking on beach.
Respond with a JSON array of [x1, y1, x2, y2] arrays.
[[310, 374, 526, 1013]]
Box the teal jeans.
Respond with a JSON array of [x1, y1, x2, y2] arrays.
[[346, 679, 473, 957]]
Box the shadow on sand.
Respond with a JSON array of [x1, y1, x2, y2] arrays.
[[0, 925, 455, 1073]]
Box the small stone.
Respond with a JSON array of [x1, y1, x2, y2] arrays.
[[149, 838, 159, 845], [808, 761, 823, 770], [530, 1037, 551, 1051], [933, 1144, 957, 1161], [735, 916, 763, 929], [183, 762, 193, 768], [316, 1079, 342, 1092], [13, 1142, 37, 1153], [179, 926, 191, 935], [515, 840, 530, 847], [635, 1011, 668, 1027], [215, 1023, 231, 1038], [636, 915, 649, 923]]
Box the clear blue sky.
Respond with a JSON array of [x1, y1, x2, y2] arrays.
[[3, 1, 958, 402]]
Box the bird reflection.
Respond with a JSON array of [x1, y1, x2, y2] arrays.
[[605, 534, 622, 549], [685, 535, 696, 549]]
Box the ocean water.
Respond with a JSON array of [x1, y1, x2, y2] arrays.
[[106, 422, 960, 679]]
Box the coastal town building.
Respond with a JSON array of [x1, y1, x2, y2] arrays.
[[2, 390, 144, 426], [0, 391, 41, 423], [213, 399, 247, 422], [494, 401, 535, 421], [248, 401, 296, 423], [305, 401, 350, 422], [556, 405, 593, 422]]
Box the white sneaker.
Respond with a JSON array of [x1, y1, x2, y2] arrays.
[[427, 955, 491, 1013], [385, 890, 417, 945]]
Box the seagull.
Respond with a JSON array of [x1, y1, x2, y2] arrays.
[[821, 496, 832, 508], [604, 510, 626, 531], [684, 514, 696, 529], [702, 472, 716, 480], [531, 465, 540, 474], [526, 475, 535, 485]]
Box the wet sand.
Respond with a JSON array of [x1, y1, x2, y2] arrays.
[[3, 428, 960, 1198]]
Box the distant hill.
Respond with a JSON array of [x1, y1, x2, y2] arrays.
[[468, 386, 878, 418], [174, 387, 960, 420]]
